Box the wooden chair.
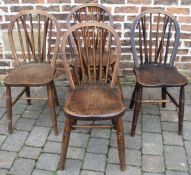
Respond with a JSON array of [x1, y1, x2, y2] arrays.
[[59, 22, 126, 171], [66, 3, 113, 27], [4, 10, 61, 135], [66, 3, 115, 68], [129, 9, 188, 136]]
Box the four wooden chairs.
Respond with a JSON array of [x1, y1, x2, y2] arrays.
[[4, 5, 187, 172]]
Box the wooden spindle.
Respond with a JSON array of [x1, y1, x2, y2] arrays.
[[105, 29, 111, 83], [16, 19, 26, 63], [47, 20, 53, 63], [164, 19, 172, 64], [155, 13, 160, 63], [29, 14, 35, 62], [141, 16, 148, 63], [99, 27, 103, 81], [138, 21, 143, 65], [41, 16, 49, 62], [38, 14, 41, 61], [20, 16, 31, 62], [149, 13, 152, 62]]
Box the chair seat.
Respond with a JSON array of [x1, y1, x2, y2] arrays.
[[135, 64, 188, 87], [64, 84, 125, 120], [4, 63, 56, 86]]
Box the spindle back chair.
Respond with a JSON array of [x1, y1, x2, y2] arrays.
[[131, 9, 179, 67], [66, 3, 113, 27], [8, 10, 60, 66], [59, 22, 126, 171], [66, 3, 115, 74], [4, 10, 61, 135], [129, 9, 187, 136]]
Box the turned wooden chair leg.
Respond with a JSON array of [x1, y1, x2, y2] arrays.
[[47, 83, 58, 136], [178, 86, 185, 135], [129, 84, 138, 109], [53, 82, 59, 107], [6, 86, 12, 134], [112, 118, 117, 130], [25, 86, 31, 105], [162, 87, 166, 108], [116, 117, 126, 171], [59, 117, 72, 170], [131, 86, 142, 137]]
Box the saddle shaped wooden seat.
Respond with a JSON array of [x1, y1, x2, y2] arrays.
[[64, 84, 125, 120], [4, 63, 55, 86], [135, 64, 187, 87]]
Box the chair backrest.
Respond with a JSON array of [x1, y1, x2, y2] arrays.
[[66, 3, 113, 27], [8, 10, 60, 66], [130, 9, 180, 68], [61, 22, 121, 90]]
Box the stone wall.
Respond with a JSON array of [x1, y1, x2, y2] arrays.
[[0, 0, 191, 75]]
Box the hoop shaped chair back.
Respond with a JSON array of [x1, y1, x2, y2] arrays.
[[130, 9, 180, 68], [8, 10, 60, 66], [66, 3, 113, 27], [61, 22, 121, 90]]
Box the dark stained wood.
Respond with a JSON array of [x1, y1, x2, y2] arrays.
[[5, 10, 61, 135], [6, 86, 12, 134], [134, 65, 187, 87], [59, 22, 126, 172], [116, 118, 126, 171], [129, 9, 188, 136]]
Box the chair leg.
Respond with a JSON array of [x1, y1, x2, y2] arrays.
[[112, 118, 117, 130], [53, 82, 59, 107], [116, 117, 126, 171], [178, 86, 185, 135], [129, 84, 138, 109], [6, 86, 12, 134], [47, 83, 58, 136], [162, 87, 166, 108], [25, 87, 31, 105], [131, 86, 142, 137], [59, 117, 72, 170]]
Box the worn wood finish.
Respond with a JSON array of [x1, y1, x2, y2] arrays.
[[5, 10, 61, 135], [59, 22, 126, 171], [129, 9, 188, 136]]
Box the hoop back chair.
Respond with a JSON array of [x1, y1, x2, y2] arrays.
[[129, 9, 187, 136], [66, 3, 115, 69], [59, 22, 126, 171], [67, 3, 113, 27], [4, 10, 61, 135]]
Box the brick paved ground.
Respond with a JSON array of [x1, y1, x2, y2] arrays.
[[0, 80, 191, 175]]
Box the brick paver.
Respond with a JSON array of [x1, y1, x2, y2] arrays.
[[0, 83, 191, 174]]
